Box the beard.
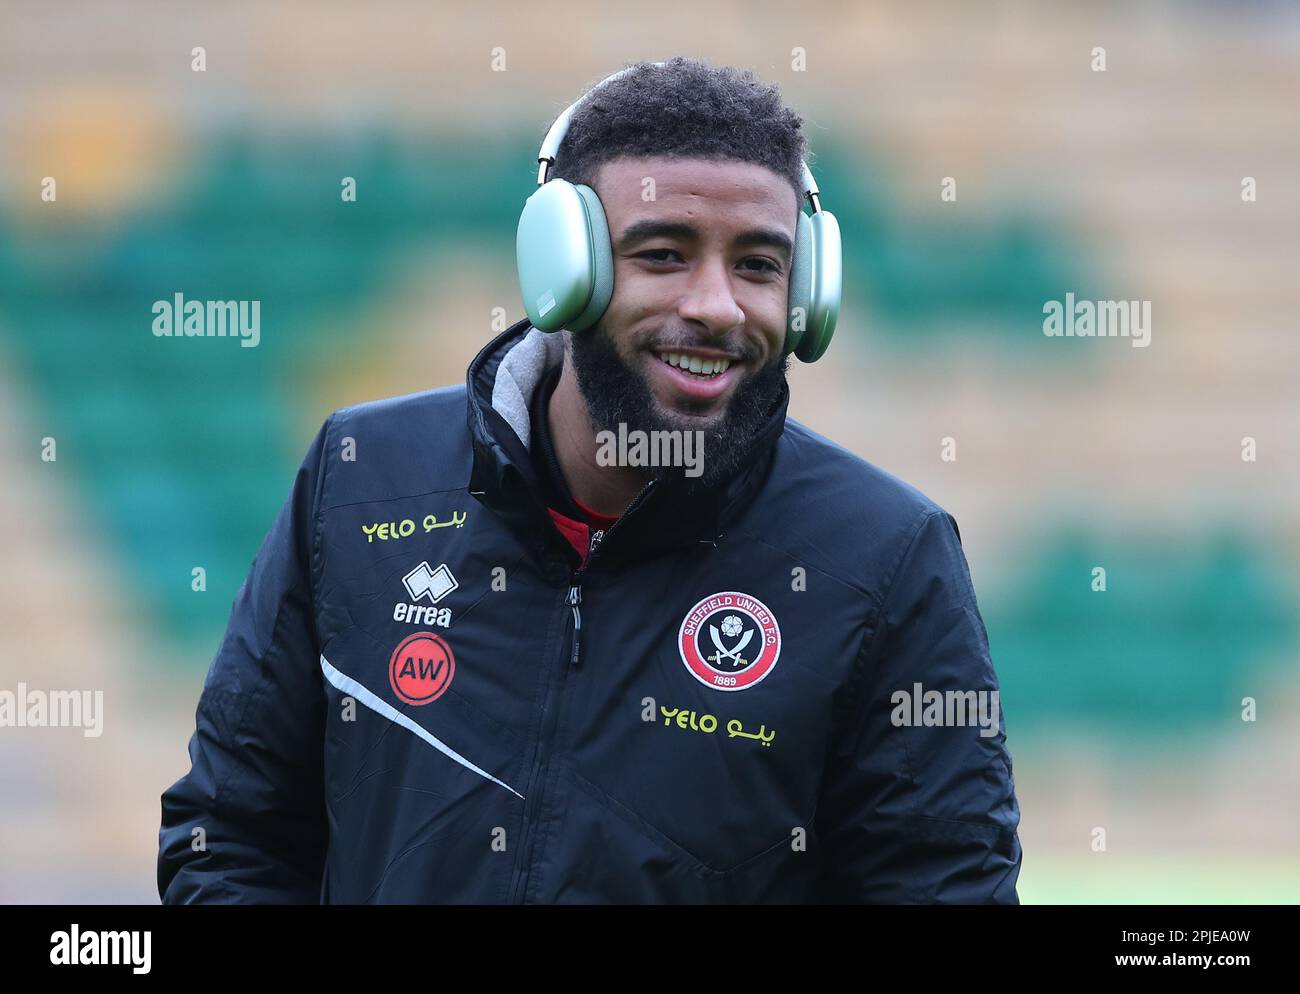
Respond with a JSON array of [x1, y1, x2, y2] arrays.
[[567, 321, 790, 491]]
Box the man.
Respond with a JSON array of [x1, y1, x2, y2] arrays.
[[158, 57, 1022, 904]]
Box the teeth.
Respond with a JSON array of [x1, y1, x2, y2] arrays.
[[657, 352, 731, 376]]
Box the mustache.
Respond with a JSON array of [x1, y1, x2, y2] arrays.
[[644, 336, 760, 363]]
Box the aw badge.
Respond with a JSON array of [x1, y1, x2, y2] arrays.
[[389, 632, 455, 706], [678, 591, 781, 692]]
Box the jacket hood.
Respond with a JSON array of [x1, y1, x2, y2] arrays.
[[466, 317, 789, 573]]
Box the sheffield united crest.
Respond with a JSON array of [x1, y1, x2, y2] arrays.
[[678, 591, 781, 692]]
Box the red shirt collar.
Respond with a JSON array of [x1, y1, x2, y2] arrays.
[[546, 503, 619, 569]]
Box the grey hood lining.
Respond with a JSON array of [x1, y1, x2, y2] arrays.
[[489, 325, 567, 453]]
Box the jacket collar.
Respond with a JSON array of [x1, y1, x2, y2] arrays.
[[466, 317, 788, 572]]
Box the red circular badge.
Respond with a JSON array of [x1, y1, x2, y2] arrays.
[[678, 591, 781, 692], [389, 632, 455, 705]]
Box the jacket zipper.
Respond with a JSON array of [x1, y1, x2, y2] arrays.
[[567, 526, 603, 668], [509, 482, 655, 903]]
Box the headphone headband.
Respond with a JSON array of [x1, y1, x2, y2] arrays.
[[535, 61, 824, 214]]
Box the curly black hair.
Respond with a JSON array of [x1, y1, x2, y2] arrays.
[[547, 57, 810, 209]]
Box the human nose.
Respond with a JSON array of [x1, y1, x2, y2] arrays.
[[676, 255, 744, 334]]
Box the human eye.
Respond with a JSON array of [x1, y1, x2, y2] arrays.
[[741, 257, 782, 276], [637, 248, 683, 264]]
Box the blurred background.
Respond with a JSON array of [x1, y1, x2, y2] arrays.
[[1, 0, 1297, 903]]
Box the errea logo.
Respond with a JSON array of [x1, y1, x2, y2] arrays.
[[403, 562, 458, 603], [394, 562, 457, 628]]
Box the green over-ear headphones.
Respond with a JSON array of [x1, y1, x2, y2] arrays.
[[516, 62, 842, 363]]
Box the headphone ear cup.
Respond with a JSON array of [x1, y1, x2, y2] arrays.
[[784, 211, 814, 356], [794, 209, 842, 363], [568, 184, 614, 332], [516, 180, 614, 331]]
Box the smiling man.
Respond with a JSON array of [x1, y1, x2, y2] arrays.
[[553, 155, 796, 505], [159, 57, 1023, 904]]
